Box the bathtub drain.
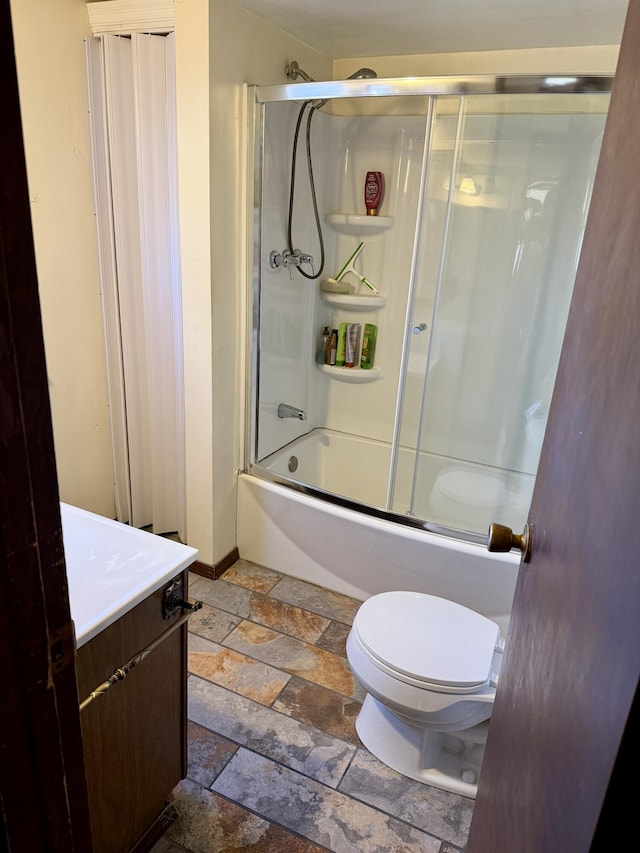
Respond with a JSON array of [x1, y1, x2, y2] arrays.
[[288, 456, 298, 473]]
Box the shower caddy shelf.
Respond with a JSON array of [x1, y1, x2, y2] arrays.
[[320, 292, 386, 310], [317, 364, 381, 382], [325, 212, 393, 236]]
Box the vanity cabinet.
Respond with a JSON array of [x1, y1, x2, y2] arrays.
[[75, 573, 188, 853]]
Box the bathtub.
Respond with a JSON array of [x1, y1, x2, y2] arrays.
[[237, 462, 520, 634], [257, 427, 533, 535]]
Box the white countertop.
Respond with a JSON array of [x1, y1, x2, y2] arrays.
[[61, 503, 199, 648]]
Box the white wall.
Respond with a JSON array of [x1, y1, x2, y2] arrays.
[[10, 0, 115, 517]]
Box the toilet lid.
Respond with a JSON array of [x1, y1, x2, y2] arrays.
[[353, 591, 500, 690]]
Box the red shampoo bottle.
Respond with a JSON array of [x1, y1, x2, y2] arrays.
[[364, 171, 384, 215]]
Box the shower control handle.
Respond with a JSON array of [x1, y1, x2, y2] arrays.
[[412, 323, 428, 334], [487, 522, 533, 563], [269, 249, 314, 272]]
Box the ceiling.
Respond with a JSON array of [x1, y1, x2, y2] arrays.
[[230, 0, 628, 59]]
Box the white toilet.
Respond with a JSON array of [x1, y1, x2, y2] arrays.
[[346, 590, 504, 798]]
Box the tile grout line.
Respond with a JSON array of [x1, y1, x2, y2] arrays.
[[203, 786, 334, 853], [217, 574, 361, 627], [333, 749, 455, 846], [190, 577, 352, 638], [189, 617, 362, 702], [212, 743, 448, 847], [187, 674, 358, 782], [176, 565, 473, 851]]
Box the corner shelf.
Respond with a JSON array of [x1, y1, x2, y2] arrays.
[[317, 364, 381, 382], [320, 292, 386, 310], [325, 213, 394, 236]]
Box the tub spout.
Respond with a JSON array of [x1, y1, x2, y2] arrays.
[[278, 403, 306, 420]]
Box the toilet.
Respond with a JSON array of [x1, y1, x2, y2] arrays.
[[346, 590, 504, 798]]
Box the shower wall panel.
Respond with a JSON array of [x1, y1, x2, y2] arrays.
[[313, 113, 427, 445], [257, 102, 331, 460]]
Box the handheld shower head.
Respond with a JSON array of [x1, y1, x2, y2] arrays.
[[313, 67, 378, 109], [284, 62, 378, 111], [348, 68, 378, 80]]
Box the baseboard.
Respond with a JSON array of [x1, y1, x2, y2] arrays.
[[189, 547, 239, 580]]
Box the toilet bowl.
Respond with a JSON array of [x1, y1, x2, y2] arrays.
[[346, 590, 504, 798]]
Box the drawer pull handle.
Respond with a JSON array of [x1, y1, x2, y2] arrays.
[[79, 599, 202, 711]]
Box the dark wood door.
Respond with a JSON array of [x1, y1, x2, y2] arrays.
[[468, 1, 639, 850], [0, 0, 93, 849]]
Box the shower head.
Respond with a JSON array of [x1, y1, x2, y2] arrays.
[[348, 68, 377, 80], [285, 61, 378, 84]]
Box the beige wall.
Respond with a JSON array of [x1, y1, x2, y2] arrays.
[[10, 0, 115, 518], [175, 0, 214, 560], [176, 0, 330, 564], [333, 44, 619, 78]]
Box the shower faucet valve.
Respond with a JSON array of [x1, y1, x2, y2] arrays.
[[269, 248, 315, 275]]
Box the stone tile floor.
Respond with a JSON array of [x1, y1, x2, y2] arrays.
[[150, 560, 473, 852]]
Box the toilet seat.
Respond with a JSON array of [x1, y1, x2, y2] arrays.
[[352, 591, 500, 694]]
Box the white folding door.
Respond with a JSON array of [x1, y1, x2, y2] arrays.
[[86, 32, 185, 537]]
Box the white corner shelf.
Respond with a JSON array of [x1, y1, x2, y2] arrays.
[[325, 212, 394, 236], [320, 292, 386, 310], [317, 364, 381, 382]]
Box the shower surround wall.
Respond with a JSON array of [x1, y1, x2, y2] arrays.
[[257, 102, 427, 461], [257, 100, 329, 460], [318, 110, 427, 449]]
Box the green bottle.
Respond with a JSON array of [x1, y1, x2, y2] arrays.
[[360, 323, 378, 369], [336, 323, 348, 367]]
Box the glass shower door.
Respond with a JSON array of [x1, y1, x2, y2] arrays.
[[402, 93, 609, 535]]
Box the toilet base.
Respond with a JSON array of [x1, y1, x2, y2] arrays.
[[355, 693, 489, 799]]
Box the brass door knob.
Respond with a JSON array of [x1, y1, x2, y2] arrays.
[[487, 522, 533, 563]]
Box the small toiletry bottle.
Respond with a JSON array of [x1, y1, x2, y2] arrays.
[[317, 325, 330, 363], [336, 323, 348, 367], [345, 323, 361, 368], [364, 171, 384, 216], [326, 328, 338, 365], [360, 323, 378, 369]]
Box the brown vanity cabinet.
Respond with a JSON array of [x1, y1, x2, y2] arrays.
[[75, 572, 188, 853]]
